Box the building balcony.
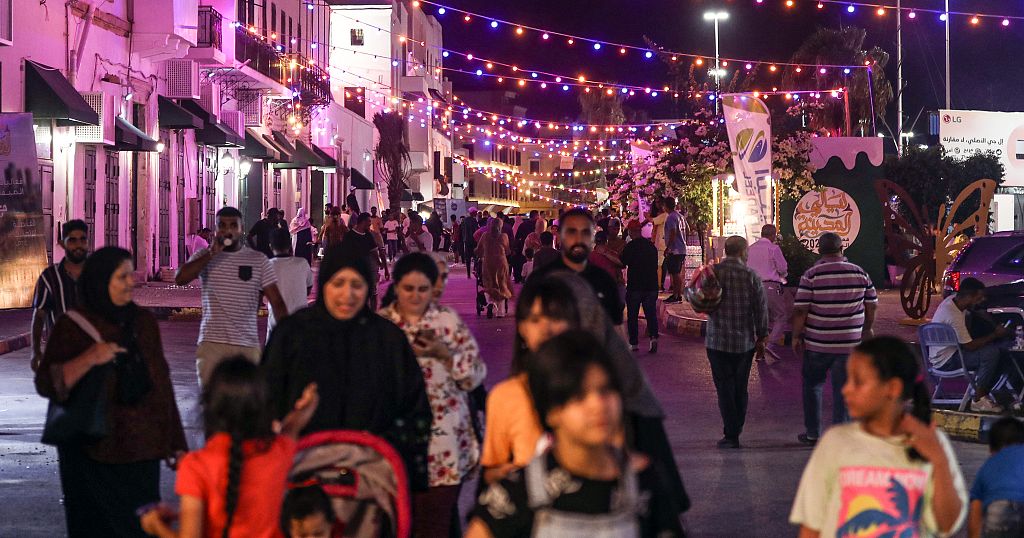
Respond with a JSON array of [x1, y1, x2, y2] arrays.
[[399, 74, 431, 98], [185, 6, 227, 65], [281, 55, 332, 107], [231, 29, 331, 104], [132, 0, 199, 61]]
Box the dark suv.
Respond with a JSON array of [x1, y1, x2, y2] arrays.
[[943, 231, 1024, 325]]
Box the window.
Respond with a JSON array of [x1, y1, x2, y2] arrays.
[[529, 160, 540, 174], [271, 3, 276, 35], [0, 0, 11, 45], [351, 28, 364, 46], [288, 16, 293, 52]]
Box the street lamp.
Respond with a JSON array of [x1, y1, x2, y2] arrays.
[[703, 10, 729, 113]]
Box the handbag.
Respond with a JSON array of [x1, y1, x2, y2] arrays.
[[40, 311, 112, 446]]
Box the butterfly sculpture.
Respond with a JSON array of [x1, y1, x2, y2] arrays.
[[875, 179, 997, 319]]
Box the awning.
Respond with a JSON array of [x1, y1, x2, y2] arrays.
[[196, 120, 244, 148], [350, 168, 374, 189], [24, 60, 99, 126], [178, 99, 216, 124], [311, 144, 337, 167], [412, 191, 425, 201], [113, 116, 160, 152], [262, 133, 294, 160], [401, 190, 414, 202], [428, 88, 448, 104], [157, 96, 203, 129], [241, 128, 281, 161], [294, 140, 327, 167]]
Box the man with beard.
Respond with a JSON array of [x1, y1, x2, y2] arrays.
[[176, 206, 289, 386], [247, 207, 285, 258], [528, 208, 624, 325], [30, 220, 89, 371]]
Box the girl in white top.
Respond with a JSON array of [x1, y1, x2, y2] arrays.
[[790, 336, 967, 538]]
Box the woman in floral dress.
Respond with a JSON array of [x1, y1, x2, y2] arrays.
[[379, 252, 487, 537]]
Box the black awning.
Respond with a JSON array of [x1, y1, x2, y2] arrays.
[[158, 96, 203, 129], [294, 140, 327, 167], [412, 191, 425, 201], [113, 116, 160, 152], [178, 99, 217, 124], [262, 133, 294, 159], [350, 168, 374, 189], [271, 130, 296, 153], [312, 144, 337, 167], [241, 128, 281, 161], [24, 60, 99, 126], [428, 88, 448, 104], [196, 120, 244, 148], [401, 190, 414, 202]]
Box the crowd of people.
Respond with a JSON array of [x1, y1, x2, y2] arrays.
[[24, 196, 1024, 538]]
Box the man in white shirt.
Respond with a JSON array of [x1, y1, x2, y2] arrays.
[[266, 227, 313, 340], [746, 224, 789, 361], [186, 228, 211, 259], [930, 277, 1011, 412]]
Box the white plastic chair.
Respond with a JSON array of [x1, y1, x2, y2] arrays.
[[918, 323, 978, 411]]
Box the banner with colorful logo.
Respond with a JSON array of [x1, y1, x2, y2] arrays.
[[722, 94, 773, 237], [0, 113, 47, 308]]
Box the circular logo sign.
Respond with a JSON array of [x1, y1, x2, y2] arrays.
[[792, 187, 861, 252]]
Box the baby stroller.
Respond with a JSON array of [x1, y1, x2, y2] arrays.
[[289, 431, 412, 538], [473, 257, 488, 316]]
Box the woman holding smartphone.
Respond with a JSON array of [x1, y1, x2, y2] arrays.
[[379, 252, 487, 537]]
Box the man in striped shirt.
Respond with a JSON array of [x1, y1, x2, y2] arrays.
[[176, 206, 288, 386], [792, 232, 877, 445], [30, 220, 89, 371]]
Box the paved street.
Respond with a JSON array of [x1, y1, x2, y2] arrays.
[[0, 266, 988, 537]]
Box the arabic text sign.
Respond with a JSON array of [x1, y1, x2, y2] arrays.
[[722, 94, 773, 236], [792, 187, 861, 253], [0, 113, 48, 308], [939, 109, 1024, 187]]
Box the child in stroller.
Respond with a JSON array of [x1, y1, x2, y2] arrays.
[[288, 431, 413, 538]]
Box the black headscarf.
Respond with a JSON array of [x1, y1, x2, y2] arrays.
[[317, 244, 374, 309], [78, 246, 137, 325]]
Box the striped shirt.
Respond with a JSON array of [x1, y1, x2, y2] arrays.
[[32, 260, 79, 333], [193, 246, 277, 348], [793, 256, 877, 354]]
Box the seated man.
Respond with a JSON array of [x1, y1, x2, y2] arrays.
[[929, 277, 1012, 412], [969, 417, 1024, 538]]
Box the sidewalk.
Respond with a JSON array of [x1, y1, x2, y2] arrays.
[[645, 288, 936, 344]]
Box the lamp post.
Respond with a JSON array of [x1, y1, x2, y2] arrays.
[[703, 10, 729, 114]]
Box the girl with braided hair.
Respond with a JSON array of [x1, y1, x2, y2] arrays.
[[139, 358, 318, 537]]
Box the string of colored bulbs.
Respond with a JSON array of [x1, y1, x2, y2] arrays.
[[233, 11, 851, 131], [766, 0, 1024, 26], [407, 0, 872, 69]]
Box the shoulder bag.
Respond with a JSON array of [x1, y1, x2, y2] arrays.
[[40, 311, 112, 446]]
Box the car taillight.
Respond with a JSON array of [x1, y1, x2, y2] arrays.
[[946, 271, 961, 291]]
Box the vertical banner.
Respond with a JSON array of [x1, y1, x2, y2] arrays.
[[0, 113, 47, 308], [721, 94, 773, 237]]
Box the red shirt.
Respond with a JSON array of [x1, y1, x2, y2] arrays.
[[176, 433, 296, 538]]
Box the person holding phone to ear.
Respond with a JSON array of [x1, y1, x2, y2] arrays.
[[379, 252, 487, 537]]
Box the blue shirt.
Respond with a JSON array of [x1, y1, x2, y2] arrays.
[[970, 445, 1024, 508], [663, 211, 686, 254]]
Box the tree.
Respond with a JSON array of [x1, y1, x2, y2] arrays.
[[883, 146, 1004, 224], [372, 111, 411, 211], [782, 27, 893, 135]]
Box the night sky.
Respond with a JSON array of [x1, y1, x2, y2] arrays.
[[431, 0, 1024, 133]]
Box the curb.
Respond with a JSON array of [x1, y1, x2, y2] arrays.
[[637, 299, 707, 339], [0, 333, 30, 355]]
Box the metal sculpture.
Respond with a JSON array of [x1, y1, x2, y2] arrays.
[[875, 178, 997, 319]]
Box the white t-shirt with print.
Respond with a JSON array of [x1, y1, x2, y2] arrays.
[[928, 295, 971, 368], [790, 422, 967, 537], [192, 246, 277, 348], [266, 256, 313, 336], [383, 220, 400, 241]]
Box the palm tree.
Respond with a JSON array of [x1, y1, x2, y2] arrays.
[[782, 27, 893, 135], [372, 111, 411, 211]]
